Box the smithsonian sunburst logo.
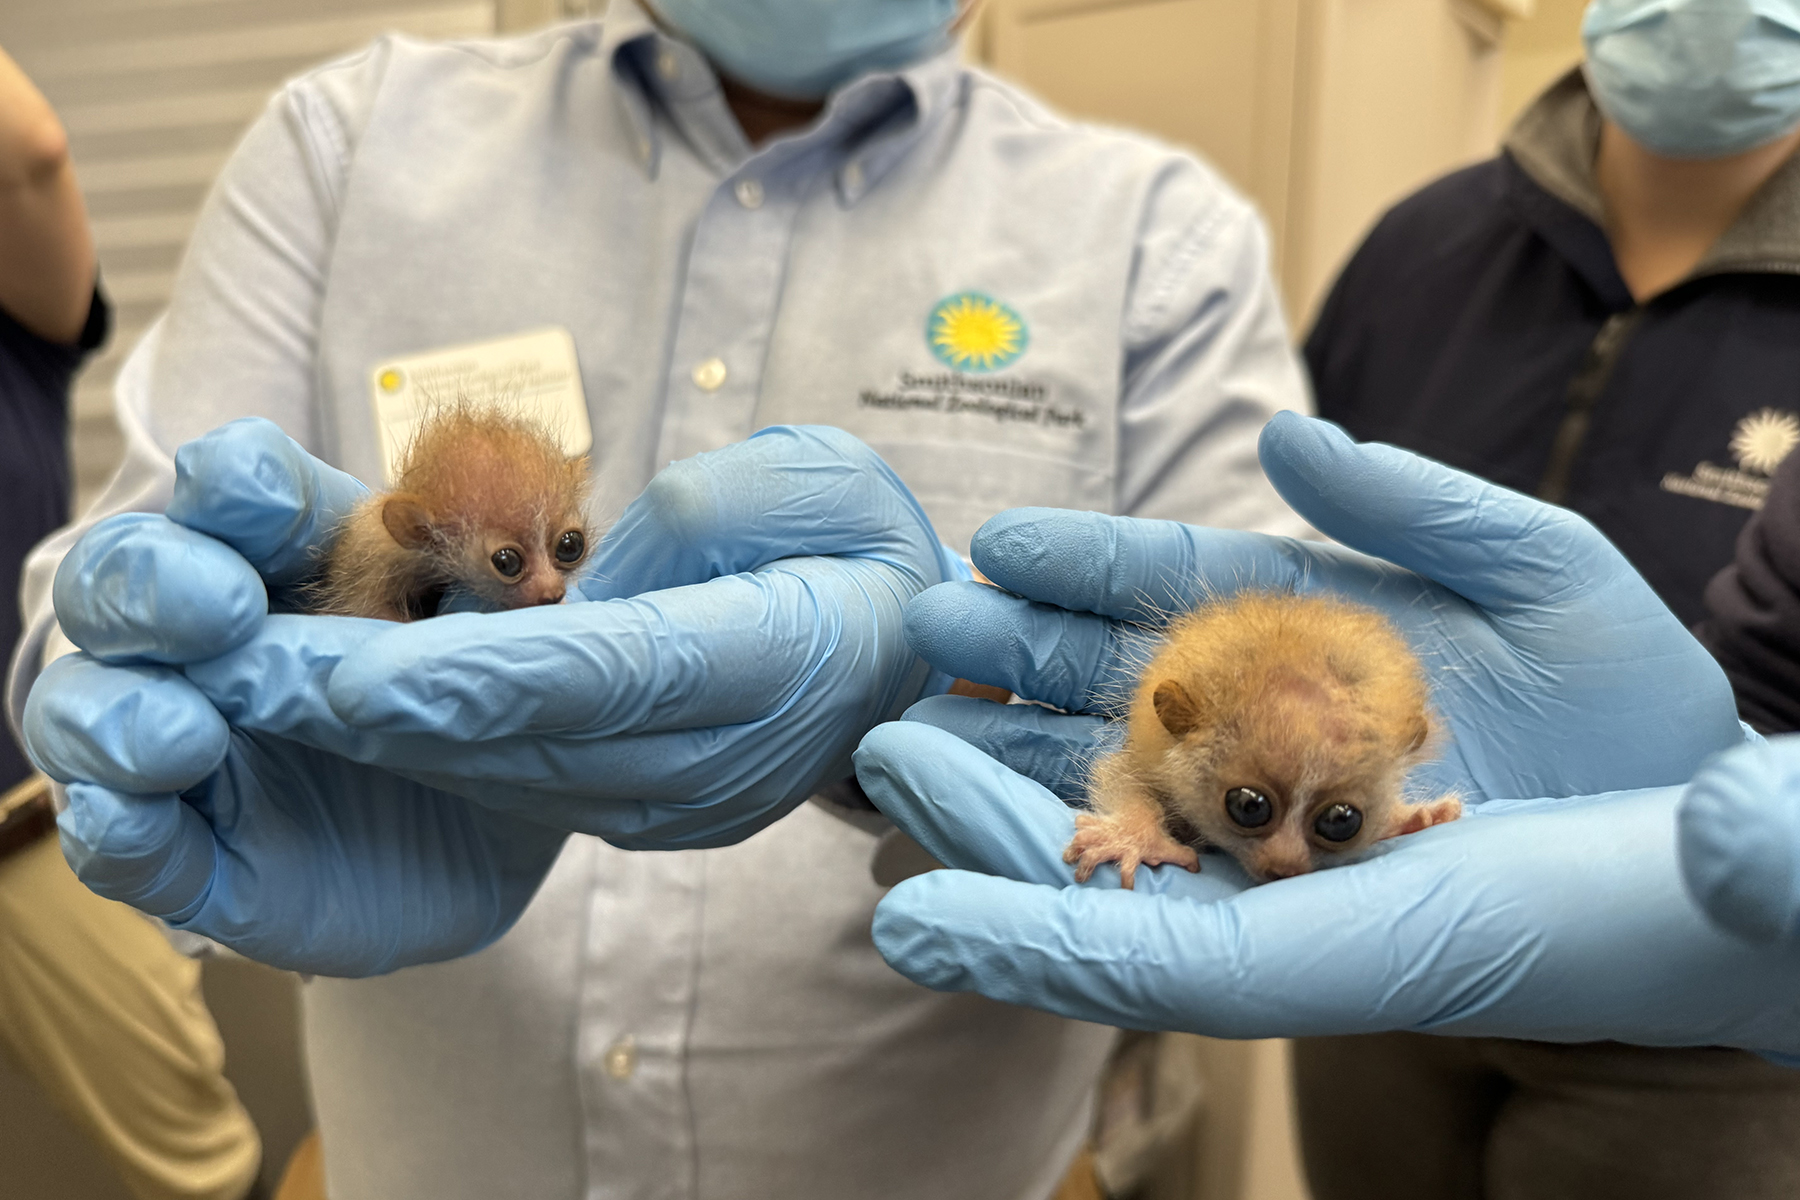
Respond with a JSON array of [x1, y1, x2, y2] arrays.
[[926, 292, 1028, 373]]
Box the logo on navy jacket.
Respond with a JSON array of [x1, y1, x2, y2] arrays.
[[855, 292, 1086, 431], [1661, 408, 1800, 511]]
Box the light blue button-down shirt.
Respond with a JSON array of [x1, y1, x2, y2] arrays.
[[12, 4, 1310, 1198]]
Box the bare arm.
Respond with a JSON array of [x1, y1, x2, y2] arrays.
[[0, 43, 94, 344]]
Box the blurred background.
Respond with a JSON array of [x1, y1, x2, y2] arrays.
[[0, 1, 1588, 1196]]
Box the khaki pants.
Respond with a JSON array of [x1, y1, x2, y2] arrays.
[[0, 817, 261, 1200], [1293, 1032, 1800, 1200]]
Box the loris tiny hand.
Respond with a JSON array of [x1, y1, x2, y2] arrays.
[[857, 721, 1800, 1053], [900, 411, 1745, 812]]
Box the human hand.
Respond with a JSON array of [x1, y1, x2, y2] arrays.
[[901, 411, 1743, 809], [24, 420, 566, 974], [859, 411, 1764, 1043], [33, 416, 957, 882], [858, 720, 1800, 1051], [188, 421, 957, 848]]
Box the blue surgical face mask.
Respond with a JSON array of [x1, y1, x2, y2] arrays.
[[651, 0, 960, 100], [1583, 0, 1800, 158]]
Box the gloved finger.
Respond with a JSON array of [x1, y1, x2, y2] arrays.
[[581, 424, 949, 600], [53, 514, 267, 664], [897, 693, 1111, 799], [968, 507, 1320, 623], [1257, 411, 1636, 612], [184, 603, 913, 843], [903, 581, 1152, 713], [853, 719, 1243, 898], [58, 782, 217, 921], [23, 655, 231, 793], [167, 416, 369, 587], [378, 727, 828, 848], [854, 719, 1081, 884], [874, 865, 1519, 1037], [323, 556, 915, 738], [1678, 736, 1800, 946], [951, 510, 1431, 715], [876, 787, 1796, 1044]]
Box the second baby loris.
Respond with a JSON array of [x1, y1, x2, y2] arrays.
[[1066, 591, 1461, 888]]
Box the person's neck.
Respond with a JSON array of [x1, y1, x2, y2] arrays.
[[718, 74, 825, 147], [1595, 119, 1800, 302]]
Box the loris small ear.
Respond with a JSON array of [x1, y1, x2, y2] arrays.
[[1152, 679, 1202, 737], [1404, 712, 1431, 754], [381, 496, 435, 549]]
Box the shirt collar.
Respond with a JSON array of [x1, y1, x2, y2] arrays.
[[599, 0, 666, 174], [818, 45, 961, 204], [600, 0, 961, 200]]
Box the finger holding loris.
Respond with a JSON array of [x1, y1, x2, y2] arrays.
[[313, 555, 917, 740], [872, 787, 1800, 1050], [898, 693, 1106, 801]]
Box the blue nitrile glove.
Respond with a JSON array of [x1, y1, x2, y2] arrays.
[[1679, 734, 1800, 948], [25, 420, 569, 975], [900, 411, 1743, 808], [27, 419, 956, 972], [856, 721, 1800, 1051], [862, 411, 1768, 1043], [162, 421, 958, 848]]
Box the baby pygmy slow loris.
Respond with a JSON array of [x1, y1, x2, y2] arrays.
[[1066, 590, 1461, 888]]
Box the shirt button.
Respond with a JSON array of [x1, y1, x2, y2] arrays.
[[603, 1035, 637, 1080], [734, 178, 764, 209], [692, 357, 728, 391], [657, 49, 680, 81], [842, 161, 864, 192]]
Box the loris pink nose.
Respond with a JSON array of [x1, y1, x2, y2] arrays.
[[1260, 859, 1314, 882], [513, 579, 565, 608]]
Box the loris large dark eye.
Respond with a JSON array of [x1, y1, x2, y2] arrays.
[[555, 530, 585, 564], [1224, 787, 1272, 829], [491, 547, 523, 578], [1314, 803, 1363, 843]]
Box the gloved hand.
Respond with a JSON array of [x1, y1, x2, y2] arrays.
[[185, 420, 956, 846], [25, 422, 569, 975], [1679, 734, 1800, 948], [26, 419, 958, 973], [863, 411, 1769, 1045], [857, 721, 1800, 1052], [901, 411, 1744, 808]]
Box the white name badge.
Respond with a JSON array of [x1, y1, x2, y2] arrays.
[[368, 327, 592, 484]]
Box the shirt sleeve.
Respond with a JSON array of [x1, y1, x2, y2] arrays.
[[4, 45, 388, 738], [1694, 451, 1800, 735], [1114, 160, 1313, 536]]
